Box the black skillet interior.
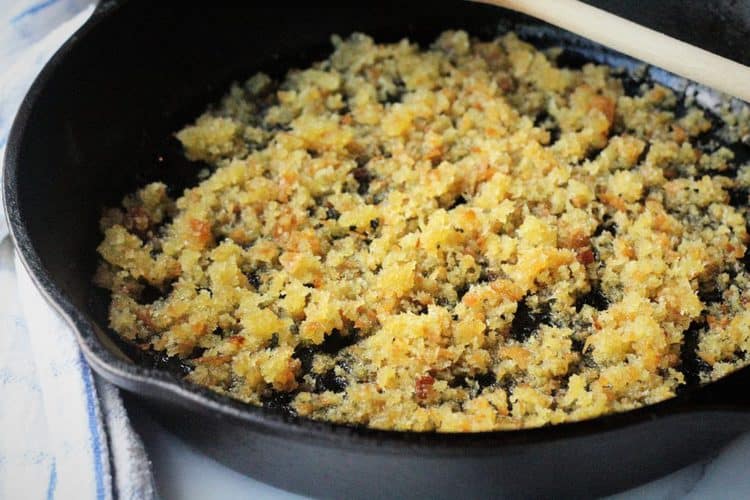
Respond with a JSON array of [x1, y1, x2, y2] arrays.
[[5, 1, 750, 497]]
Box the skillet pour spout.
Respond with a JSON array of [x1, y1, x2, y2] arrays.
[[4, 1, 750, 498]]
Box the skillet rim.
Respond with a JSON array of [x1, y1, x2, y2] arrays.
[[3, 0, 750, 456]]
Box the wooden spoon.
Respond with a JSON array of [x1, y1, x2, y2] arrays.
[[475, 0, 750, 102]]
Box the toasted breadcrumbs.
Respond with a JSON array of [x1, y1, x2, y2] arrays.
[[95, 31, 750, 432]]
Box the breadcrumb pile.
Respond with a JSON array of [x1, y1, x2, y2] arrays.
[[95, 31, 750, 432]]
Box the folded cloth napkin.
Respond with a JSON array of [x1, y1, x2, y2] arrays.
[[0, 2, 155, 499]]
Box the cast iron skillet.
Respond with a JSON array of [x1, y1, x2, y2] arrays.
[[5, 1, 750, 498]]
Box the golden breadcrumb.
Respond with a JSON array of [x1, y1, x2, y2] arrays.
[[96, 31, 750, 432]]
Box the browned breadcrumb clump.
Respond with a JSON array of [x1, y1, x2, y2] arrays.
[[95, 31, 750, 432]]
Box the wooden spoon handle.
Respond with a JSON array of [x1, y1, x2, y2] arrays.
[[475, 0, 750, 102]]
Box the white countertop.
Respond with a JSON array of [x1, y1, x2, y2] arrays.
[[125, 398, 750, 499]]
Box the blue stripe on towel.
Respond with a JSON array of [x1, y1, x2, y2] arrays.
[[78, 352, 106, 500], [11, 0, 60, 23], [46, 460, 57, 500]]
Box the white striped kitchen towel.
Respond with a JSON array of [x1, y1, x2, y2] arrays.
[[0, 1, 154, 499]]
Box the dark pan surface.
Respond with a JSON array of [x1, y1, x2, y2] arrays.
[[5, 1, 750, 497]]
